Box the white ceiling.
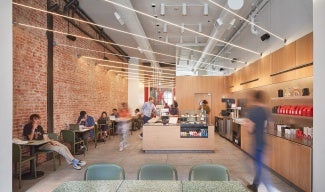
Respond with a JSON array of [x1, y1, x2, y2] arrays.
[[77, 0, 312, 81]]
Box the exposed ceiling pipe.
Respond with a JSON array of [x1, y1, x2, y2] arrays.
[[250, 16, 259, 35], [211, 0, 270, 67], [192, 2, 232, 74], [112, 0, 157, 63]]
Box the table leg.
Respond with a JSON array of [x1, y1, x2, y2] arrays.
[[21, 145, 44, 180]]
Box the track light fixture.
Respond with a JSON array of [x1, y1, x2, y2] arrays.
[[114, 11, 124, 25], [182, 3, 187, 16], [163, 23, 167, 33], [160, 3, 165, 16], [203, 3, 208, 16]]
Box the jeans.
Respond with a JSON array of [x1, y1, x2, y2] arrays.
[[253, 149, 274, 191]]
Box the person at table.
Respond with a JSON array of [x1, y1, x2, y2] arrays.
[[97, 111, 109, 141], [163, 102, 170, 111], [170, 104, 179, 115], [133, 108, 143, 130], [111, 108, 119, 133], [244, 90, 274, 192], [138, 97, 158, 139], [77, 110, 95, 145], [198, 99, 210, 124], [116, 102, 131, 151], [23, 114, 86, 170]]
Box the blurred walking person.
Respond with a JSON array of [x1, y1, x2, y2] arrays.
[[117, 102, 131, 151], [245, 90, 274, 192]]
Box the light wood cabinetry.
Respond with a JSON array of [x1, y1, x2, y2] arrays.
[[142, 125, 215, 151], [296, 32, 313, 66], [240, 131, 311, 192], [271, 42, 296, 74], [240, 126, 254, 156]]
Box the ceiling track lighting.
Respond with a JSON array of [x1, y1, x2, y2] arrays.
[[160, 3, 165, 16], [114, 11, 124, 25], [18, 20, 235, 70], [137, 46, 143, 53], [203, 3, 208, 16], [181, 23, 184, 33], [163, 23, 167, 33], [198, 23, 202, 33], [182, 3, 187, 16], [14, 1, 262, 57], [216, 18, 223, 26]]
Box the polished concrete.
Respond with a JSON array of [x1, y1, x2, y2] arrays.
[[13, 130, 300, 192]]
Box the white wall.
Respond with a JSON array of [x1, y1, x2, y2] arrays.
[[0, 0, 12, 191], [128, 57, 144, 114], [313, 0, 325, 191]]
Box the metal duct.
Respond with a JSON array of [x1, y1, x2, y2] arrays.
[[112, 0, 156, 63], [191, 2, 232, 74]]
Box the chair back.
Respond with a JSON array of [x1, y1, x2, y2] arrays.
[[189, 163, 230, 181], [12, 143, 22, 163], [60, 130, 75, 143], [84, 163, 126, 180], [137, 163, 178, 180], [47, 133, 59, 141]]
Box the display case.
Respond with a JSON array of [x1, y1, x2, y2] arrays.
[[179, 110, 207, 125], [180, 124, 208, 138]]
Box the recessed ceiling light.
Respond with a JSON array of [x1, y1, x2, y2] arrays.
[[227, 0, 244, 10]]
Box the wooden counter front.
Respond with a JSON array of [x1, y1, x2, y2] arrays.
[[142, 125, 215, 152]]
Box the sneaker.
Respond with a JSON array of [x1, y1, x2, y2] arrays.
[[80, 145, 88, 151], [124, 144, 128, 148], [119, 147, 124, 151], [73, 164, 82, 170], [77, 160, 86, 167], [247, 184, 258, 192]]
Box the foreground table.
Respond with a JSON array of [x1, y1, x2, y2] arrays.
[[20, 140, 50, 180], [53, 180, 248, 192]]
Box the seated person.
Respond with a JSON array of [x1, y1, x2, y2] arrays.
[[77, 111, 95, 145], [23, 114, 86, 170], [97, 111, 109, 141], [170, 104, 179, 115], [133, 108, 143, 130], [111, 108, 119, 133]]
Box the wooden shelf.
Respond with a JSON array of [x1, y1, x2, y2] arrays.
[[271, 96, 312, 100], [271, 113, 313, 120]]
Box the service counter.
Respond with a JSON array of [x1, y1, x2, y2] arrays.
[[142, 123, 215, 152]]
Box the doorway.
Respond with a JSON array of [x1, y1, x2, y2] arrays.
[[194, 93, 212, 124]]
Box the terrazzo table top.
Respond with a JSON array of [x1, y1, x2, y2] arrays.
[[53, 180, 248, 192]]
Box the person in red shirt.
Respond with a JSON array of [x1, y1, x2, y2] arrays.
[[117, 102, 131, 151]]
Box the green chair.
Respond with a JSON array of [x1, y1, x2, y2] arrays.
[[137, 163, 178, 180], [60, 130, 85, 156], [95, 124, 106, 148], [12, 143, 37, 189], [84, 163, 126, 180], [189, 163, 230, 181]]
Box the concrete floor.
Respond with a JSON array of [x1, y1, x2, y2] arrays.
[[13, 130, 300, 192]]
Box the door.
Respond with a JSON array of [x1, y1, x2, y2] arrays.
[[194, 93, 212, 124]]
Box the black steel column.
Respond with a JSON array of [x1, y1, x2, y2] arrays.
[[46, 1, 58, 133]]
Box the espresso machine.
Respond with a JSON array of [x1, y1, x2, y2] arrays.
[[221, 98, 235, 116]]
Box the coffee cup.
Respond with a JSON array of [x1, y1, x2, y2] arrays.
[[43, 133, 49, 141]]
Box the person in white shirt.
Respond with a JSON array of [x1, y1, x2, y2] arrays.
[[139, 97, 158, 139]]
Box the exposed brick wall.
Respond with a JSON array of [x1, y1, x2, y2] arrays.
[[13, 0, 128, 166]]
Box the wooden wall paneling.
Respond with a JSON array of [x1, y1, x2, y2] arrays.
[[295, 65, 313, 79], [290, 142, 312, 192], [271, 70, 296, 84], [258, 55, 271, 86], [271, 42, 296, 74], [296, 32, 313, 66], [176, 76, 229, 124]]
